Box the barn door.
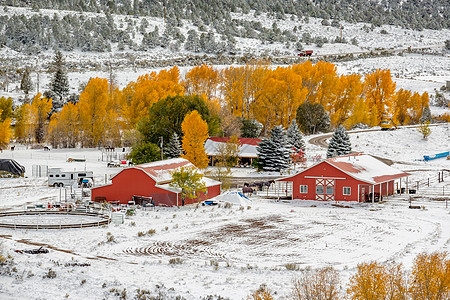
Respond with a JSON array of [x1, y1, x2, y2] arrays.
[[315, 179, 335, 201]]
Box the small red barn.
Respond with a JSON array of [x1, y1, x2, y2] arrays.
[[91, 158, 221, 206], [278, 153, 410, 202]]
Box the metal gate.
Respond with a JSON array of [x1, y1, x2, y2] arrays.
[[315, 178, 335, 201]]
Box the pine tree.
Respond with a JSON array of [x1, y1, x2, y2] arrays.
[[165, 132, 182, 159], [257, 125, 290, 172], [287, 119, 304, 151], [20, 67, 33, 98], [327, 125, 352, 158], [419, 106, 432, 123], [50, 50, 69, 109]]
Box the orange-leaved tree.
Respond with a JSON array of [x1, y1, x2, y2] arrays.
[[181, 110, 209, 169], [347, 261, 407, 300], [185, 64, 220, 100], [0, 109, 11, 149], [363, 69, 396, 126], [409, 251, 450, 300], [121, 66, 184, 128], [29, 93, 52, 144], [46, 102, 79, 148], [78, 78, 109, 147]]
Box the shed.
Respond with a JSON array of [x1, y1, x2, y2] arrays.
[[278, 153, 410, 202], [204, 137, 261, 166], [91, 158, 221, 206]]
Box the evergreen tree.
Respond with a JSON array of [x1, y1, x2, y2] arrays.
[[327, 125, 352, 158], [286, 119, 304, 151], [257, 125, 290, 172], [50, 50, 69, 110], [20, 67, 33, 98], [241, 118, 262, 138], [165, 132, 182, 159], [419, 106, 432, 123]]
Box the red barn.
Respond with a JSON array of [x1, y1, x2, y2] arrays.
[[91, 158, 221, 206], [278, 153, 410, 202]]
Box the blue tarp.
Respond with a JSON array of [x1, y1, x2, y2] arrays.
[[423, 151, 449, 161]]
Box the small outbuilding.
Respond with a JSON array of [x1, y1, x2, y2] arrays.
[[204, 137, 261, 166], [91, 158, 221, 206], [278, 153, 410, 202]]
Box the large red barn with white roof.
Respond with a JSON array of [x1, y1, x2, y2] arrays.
[[91, 158, 221, 206], [278, 153, 410, 202]]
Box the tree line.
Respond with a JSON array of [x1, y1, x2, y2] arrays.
[[4, 0, 448, 31], [0, 60, 433, 152]]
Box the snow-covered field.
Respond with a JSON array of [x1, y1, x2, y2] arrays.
[[1, 126, 449, 299]]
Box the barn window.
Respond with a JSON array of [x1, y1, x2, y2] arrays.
[[343, 187, 351, 195], [316, 186, 324, 194], [326, 186, 334, 194], [300, 185, 308, 193]]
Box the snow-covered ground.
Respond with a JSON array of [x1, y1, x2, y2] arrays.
[[1, 126, 449, 299]]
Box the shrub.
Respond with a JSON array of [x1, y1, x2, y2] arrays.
[[248, 284, 274, 300], [409, 251, 450, 300], [224, 202, 232, 209], [137, 231, 145, 237], [43, 268, 57, 279], [169, 257, 183, 264], [285, 263, 300, 271], [347, 262, 406, 300], [147, 229, 156, 235], [292, 267, 340, 300]]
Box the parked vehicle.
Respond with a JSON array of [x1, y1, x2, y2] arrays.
[[298, 50, 313, 57], [48, 168, 93, 187]]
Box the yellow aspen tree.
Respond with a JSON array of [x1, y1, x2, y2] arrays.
[[329, 74, 363, 128], [30, 93, 52, 144], [347, 261, 388, 300], [410, 92, 430, 123], [0, 109, 11, 149], [57, 102, 80, 148], [253, 72, 286, 133], [13, 104, 29, 143], [185, 64, 220, 100], [363, 69, 396, 126], [392, 89, 412, 126], [121, 66, 184, 129], [181, 110, 209, 169], [78, 78, 109, 147], [46, 113, 60, 148], [221, 66, 246, 116], [409, 251, 450, 300]]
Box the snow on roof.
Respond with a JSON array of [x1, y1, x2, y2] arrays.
[[205, 137, 262, 158], [278, 152, 410, 185], [326, 153, 410, 184], [136, 158, 193, 184]]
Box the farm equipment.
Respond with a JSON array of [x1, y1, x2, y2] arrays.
[[298, 50, 313, 57]]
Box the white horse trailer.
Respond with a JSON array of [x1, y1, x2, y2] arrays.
[[48, 168, 94, 187]]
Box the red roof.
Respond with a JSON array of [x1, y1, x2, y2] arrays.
[[280, 153, 410, 185], [207, 137, 261, 146]]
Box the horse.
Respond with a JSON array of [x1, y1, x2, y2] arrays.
[[242, 186, 254, 196], [10, 146, 15, 151], [43, 146, 50, 151]]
